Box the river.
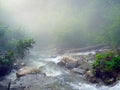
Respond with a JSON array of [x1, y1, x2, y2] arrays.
[[1, 50, 120, 90]]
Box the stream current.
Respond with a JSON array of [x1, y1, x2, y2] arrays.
[[2, 50, 120, 90]]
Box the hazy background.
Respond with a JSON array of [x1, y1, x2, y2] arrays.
[[0, 0, 119, 49]]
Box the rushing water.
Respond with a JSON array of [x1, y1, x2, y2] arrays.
[[68, 82, 120, 90], [2, 50, 120, 90]]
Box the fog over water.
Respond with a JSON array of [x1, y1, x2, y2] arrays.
[[0, 0, 114, 48], [1, 1, 120, 90]]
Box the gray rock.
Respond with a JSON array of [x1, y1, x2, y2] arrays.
[[71, 68, 85, 75], [65, 62, 78, 69]]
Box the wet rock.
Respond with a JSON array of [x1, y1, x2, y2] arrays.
[[16, 66, 41, 78], [0, 80, 11, 90], [101, 72, 117, 85], [57, 61, 66, 66], [92, 68, 118, 85], [71, 68, 85, 75], [85, 70, 94, 78], [65, 62, 78, 69], [78, 61, 91, 71], [13, 62, 26, 70], [116, 74, 120, 80], [57, 56, 79, 69], [103, 77, 116, 85], [85, 69, 118, 85], [13, 63, 20, 70], [85, 70, 98, 83], [10, 74, 60, 90]]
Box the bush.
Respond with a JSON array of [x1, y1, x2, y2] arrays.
[[0, 38, 35, 76], [92, 51, 120, 84], [15, 39, 35, 59], [0, 25, 35, 76], [93, 51, 120, 72]]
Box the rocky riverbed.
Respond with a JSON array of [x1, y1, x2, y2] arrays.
[[0, 49, 120, 90]]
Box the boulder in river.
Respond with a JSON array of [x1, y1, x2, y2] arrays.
[[78, 61, 91, 71], [85, 70, 98, 83], [57, 56, 79, 69], [16, 66, 41, 78]]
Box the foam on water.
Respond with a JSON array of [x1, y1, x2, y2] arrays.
[[69, 82, 120, 90], [27, 55, 64, 77], [43, 56, 62, 63], [41, 66, 63, 77], [69, 83, 98, 90], [29, 60, 46, 67], [26, 50, 96, 77]]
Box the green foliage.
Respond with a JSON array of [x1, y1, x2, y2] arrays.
[[112, 55, 120, 70], [93, 51, 120, 72], [95, 53, 107, 59], [92, 59, 100, 69], [0, 25, 35, 75], [16, 39, 35, 58], [104, 61, 115, 71], [0, 25, 35, 58]]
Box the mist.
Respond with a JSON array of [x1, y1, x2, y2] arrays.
[[1, 1, 120, 89], [0, 0, 119, 49]]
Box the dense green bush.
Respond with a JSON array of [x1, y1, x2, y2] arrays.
[[92, 51, 120, 84], [92, 51, 120, 72]]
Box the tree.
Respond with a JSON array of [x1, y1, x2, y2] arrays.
[[95, 1, 120, 48], [16, 39, 35, 59], [0, 24, 35, 76]]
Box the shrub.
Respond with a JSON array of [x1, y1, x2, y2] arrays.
[[92, 51, 120, 77], [15, 39, 35, 59], [0, 25, 35, 76]]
